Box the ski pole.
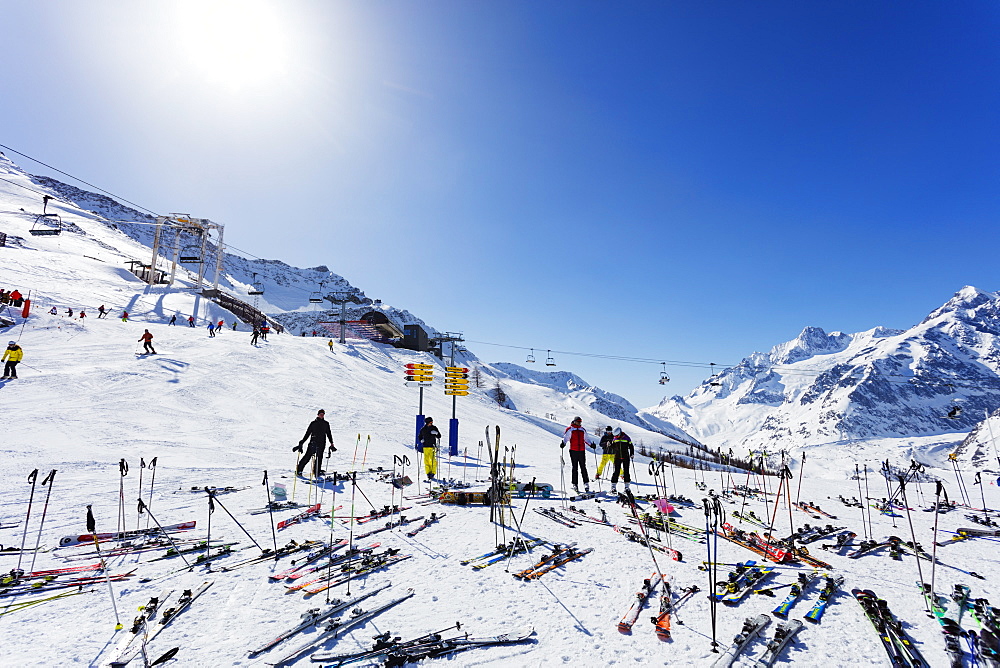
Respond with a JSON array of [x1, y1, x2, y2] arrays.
[[117, 458, 129, 540], [291, 451, 299, 502], [346, 471, 357, 597], [795, 452, 806, 504], [86, 505, 122, 630], [897, 477, 928, 612], [205, 489, 263, 552], [137, 499, 191, 568], [145, 457, 157, 530], [205, 488, 214, 564], [862, 461, 874, 538], [28, 469, 56, 572], [262, 471, 279, 559], [15, 469, 39, 573], [974, 472, 989, 520], [703, 497, 719, 652], [135, 458, 145, 531], [855, 464, 868, 540], [929, 481, 946, 599], [325, 476, 337, 605]]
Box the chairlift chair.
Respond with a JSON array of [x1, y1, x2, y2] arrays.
[[308, 291, 324, 304], [708, 362, 722, 387], [545, 350, 556, 367], [247, 272, 264, 296], [659, 362, 670, 385], [29, 213, 62, 236], [526, 348, 536, 363]]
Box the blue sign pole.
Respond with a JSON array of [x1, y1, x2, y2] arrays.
[[449, 418, 459, 457]]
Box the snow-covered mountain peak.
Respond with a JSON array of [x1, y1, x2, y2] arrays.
[[769, 326, 852, 364], [922, 285, 998, 324]]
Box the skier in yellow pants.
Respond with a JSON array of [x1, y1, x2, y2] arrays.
[[417, 416, 442, 480], [595, 426, 615, 478]]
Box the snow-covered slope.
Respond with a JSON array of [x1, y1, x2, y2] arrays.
[[20, 156, 434, 335], [647, 287, 1000, 457], [482, 362, 702, 447], [3, 153, 1000, 668]]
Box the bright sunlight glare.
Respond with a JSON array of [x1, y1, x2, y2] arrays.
[[171, 0, 293, 91]]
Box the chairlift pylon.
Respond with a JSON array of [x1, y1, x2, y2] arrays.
[[545, 350, 556, 367], [526, 348, 536, 364], [28, 213, 62, 236], [659, 362, 670, 385]]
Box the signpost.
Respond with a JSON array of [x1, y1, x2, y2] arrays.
[[405, 363, 434, 449], [445, 367, 469, 456]]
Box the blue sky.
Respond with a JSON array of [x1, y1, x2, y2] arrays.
[[2, 1, 999, 408]]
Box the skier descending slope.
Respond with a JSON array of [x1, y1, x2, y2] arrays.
[[561, 417, 594, 495], [293, 409, 336, 478]]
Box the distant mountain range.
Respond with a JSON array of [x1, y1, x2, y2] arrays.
[[646, 286, 1000, 452]]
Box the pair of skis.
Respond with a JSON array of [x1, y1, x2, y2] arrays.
[[854, 588, 928, 667], [58, 521, 196, 548], [247, 582, 392, 657], [511, 544, 590, 580], [711, 614, 803, 668], [617, 572, 699, 640], [106, 581, 213, 667]]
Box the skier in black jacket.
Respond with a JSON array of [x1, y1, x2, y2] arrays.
[[595, 426, 615, 479], [293, 409, 336, 477], [417, 417, 442, 480]]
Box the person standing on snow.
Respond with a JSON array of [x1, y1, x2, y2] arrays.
[[250, 327, 260, 345], [610, 427, 634, 494], [169, 314, 177, 326], [217, 319, 224, 333], [595, 426, 615, 479], [417, 417, 442, 480], [121, 311, 129, 322], [293, 409, 336, 477], [97, 305, 107, 319], [561, 416, 594, 494], [207, 322, 216, 337], [187, 316, 195, 328], [138, 329, 156, 354], [2, 341, 23, 379]]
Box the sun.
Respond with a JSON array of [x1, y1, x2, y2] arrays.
[[171, 0, 292, 91]]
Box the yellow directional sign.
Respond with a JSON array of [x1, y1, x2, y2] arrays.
[[445, 384, 468, 390], [445, 366, 469, 373], [406, 375, 433, 382], [406, 363, 434, 370], [444, 390, 469, 396]]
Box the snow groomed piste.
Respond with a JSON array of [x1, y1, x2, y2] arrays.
[[2, 152, 1000, 666]]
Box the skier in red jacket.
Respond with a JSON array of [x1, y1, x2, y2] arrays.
[[561, 416, 594, 494]]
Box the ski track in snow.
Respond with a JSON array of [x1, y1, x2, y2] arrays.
[[1, 162, 999, 666]]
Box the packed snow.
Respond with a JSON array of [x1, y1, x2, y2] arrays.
[[2, 154, 1000, 667]]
